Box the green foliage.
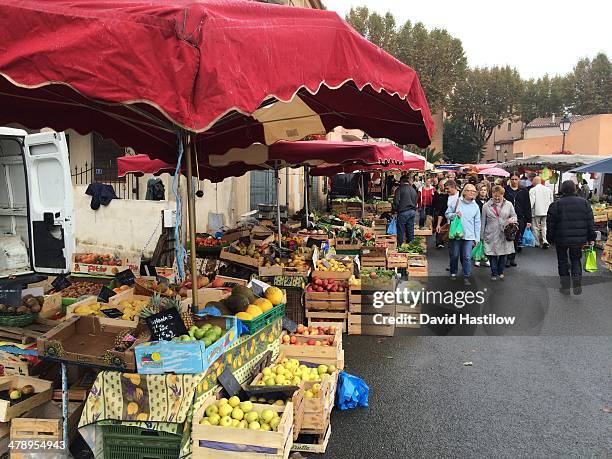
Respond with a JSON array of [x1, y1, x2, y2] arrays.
[[521, 75, 568, 123], [443, 117, 486, 164], [566, 53, 611, 115], [407, 146, 444, 164]]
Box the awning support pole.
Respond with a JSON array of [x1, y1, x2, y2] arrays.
[[275, 162, 282, 248], [304, 166, 310, 228], [185, 134, 198, 306], [361, 173, 365, 219]]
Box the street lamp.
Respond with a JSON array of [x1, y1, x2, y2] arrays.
[[559, 115, 571, 153], [495, 144, 501, 162]]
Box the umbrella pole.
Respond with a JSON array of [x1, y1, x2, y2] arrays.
[[275, 163, 282, 248], [304, 166, 310, 228], [361, 173, 365, 219], [184, 134, 198, 306]]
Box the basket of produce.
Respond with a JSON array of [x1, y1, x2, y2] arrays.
[[0, 294, 46, 327]]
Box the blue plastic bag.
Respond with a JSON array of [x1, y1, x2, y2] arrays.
[[335, 371, 369, 410], [387, 218, 397, 235], [520, 227, 537, 247]]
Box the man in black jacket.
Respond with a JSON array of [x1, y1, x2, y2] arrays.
[[505, 172, 532, 267], [393, 175, 418, 245], [547, 180, 596, 295]]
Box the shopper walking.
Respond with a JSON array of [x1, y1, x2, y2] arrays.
[[446, 183, 481, 286], [505, 172, 532, 266], [547, 180, 596, 295], [418, 177, 435, 228], [529, 176, 553, 248], [580, 179, 591, 199], [481, 186, 518, 281], [433, 184, 448, 248], [393, 175, 418, 245], [474, 183, 491, 267]]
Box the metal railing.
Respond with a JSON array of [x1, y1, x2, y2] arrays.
[[71, 162, 140, 200]]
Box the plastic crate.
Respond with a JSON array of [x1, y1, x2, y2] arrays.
[[284, 288, 305, 325], [101, 424, 182, 459], [241, 303, 286, 334]]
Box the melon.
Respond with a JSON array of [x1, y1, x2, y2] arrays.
[[232, 285, 255, 304], [254, 298, 273, 312], [264, 287, 283, 305], [236, 311, 253, 321], [246, 305, 263, 317], [225, 294, 250, 314]]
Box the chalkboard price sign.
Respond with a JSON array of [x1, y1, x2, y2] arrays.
[[0, 286, 22, 307], [115, 269, 136, 286], [145, 308, 187, 341], [100, 308, 124, 319], [51, 274, 71, 292], [98, 286, 116, 303]]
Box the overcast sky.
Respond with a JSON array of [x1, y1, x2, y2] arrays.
[[324, 0, 611, 79]]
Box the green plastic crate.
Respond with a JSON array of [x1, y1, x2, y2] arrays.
[[241, 303, 285, 334], [101, 425, 181, 459]]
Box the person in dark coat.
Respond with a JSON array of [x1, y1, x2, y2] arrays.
[[432, 183, 448, 248], [546, 180, 596, 295], [505, 172, 532, 267]]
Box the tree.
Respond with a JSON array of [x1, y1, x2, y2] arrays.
[[449, 66, 523, 149], [566, 53, 611, 115], [345, 9, 467, 111], [443, 117, 485, 164], [406, 146, 444, 164], [521, 75, 567, 123]]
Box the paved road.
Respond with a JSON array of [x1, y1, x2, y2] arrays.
[[319, 244, 612, 458]]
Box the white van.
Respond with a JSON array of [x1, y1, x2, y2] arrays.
[[0, 127, 74, 282]]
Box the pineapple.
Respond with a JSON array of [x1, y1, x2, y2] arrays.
[[140, 293, 163, 318]]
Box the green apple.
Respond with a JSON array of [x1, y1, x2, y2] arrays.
[[238, 420, 248, 429], [218, 398, 229, 406], [245, 411, 259, 423], [189, 325, 198, 334], [208, 413, 220, 425], [260, 409, 274, 424], [218, 404, 233, 417], [264, 377, 276, 386], [291, 377, 301, 386], [248, 421, 260, 430], [212, 325, 222, 336], [228, 396, 241, 408], [194, 328, 206, 340], [248, 396, 257, 402], [205, 405, 218, 417], [327, 365, 337, 374], [239, 401, 253, 413], [274, 374, 286, 385], [317, 364, 328, 375], [232, 419, 240, 428], [262, 367, 272, 377], [231, 407, 244, 421], [274, 399, 285, 406], [219, 416, 233, 427], [270, 417, 281, 430], [201, 323, 212, 332], [260, 423, 271, 431]]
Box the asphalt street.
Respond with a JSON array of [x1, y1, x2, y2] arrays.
[[318, 242, 612, 458]]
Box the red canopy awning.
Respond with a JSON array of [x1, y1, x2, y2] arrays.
[[118, 140, 405, 181], [0, 0, 434, 161], [310, 150, 426, 176]]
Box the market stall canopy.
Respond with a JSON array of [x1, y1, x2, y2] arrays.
[[309, 150, 427, 176], [0, 0, 434, 161], [117, 140, 405, 181], [479, 167, 509, 177], [569, 157, 612, 174], [499, 155, 602, 172]]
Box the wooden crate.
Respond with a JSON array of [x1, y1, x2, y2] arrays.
[[312, 264, 353, 280], [375, 234, 397, 250], [334, 238, 363, 251], [414, 226, 433, 236], [259, 264, 283, 277], [301, 372, 337, 435], [282, 266, 310, 277], [348, 312, 395, 336], [395, 304, 421, 329], [376, 202, 392, 213], [66, 296, 140, 328], [305, 290, 348, 312], [0, 375, 52, 422], [0, 422, 8, 457], [9, 400, 84, 453], [306, 311, 347, 333], [407, 258, 428, 278], [219, 247, 260, 268], [279, 330, 343, 370], [594, 214, 607, 223], [192, 395, 293, 459], [292, 425, 331, 454], [387, 251, 408, 269], [0, 352, 33, 377], [348, 285, 395, 314]]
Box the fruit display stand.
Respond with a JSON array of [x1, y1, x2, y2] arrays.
[[312, 256, 354, 280], [300, 370, 338, 436], [407, 254, 429, 279], [414, 224, 433, 237], [371, 218, 388, 235], [334, 238, 363, 251], [376, 201, 392, 213], [219, 247, 260, 269], [0, 375, 52, 422], [602, 233, 612, 271], [304, 286, 348, 312], [360, 246, 387, 268], [348, 272, 397, 336], [374, 234, 397, 250], [192, 395, 294, 458], [291, 424, 331, 454], [66, 296, 141, 328], [305, 311, 348, 333], [0, 422, 8, 457], [387, 251, 408, 269]]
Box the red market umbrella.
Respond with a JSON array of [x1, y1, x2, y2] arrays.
[[0, 0, 435, 303], [310, 150, 426, 176], [480, 167, 510, 177]]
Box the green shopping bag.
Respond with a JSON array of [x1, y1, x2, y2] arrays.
[[471, 241, 487, 261], [449, 216, 465, 240], [584, 247, 598, 273]]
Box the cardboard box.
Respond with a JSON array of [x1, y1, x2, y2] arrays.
[[134, 315, 239, 374], [37, 315, 139, 371]]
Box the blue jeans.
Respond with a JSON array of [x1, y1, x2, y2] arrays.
[[397, 209, 416, 245], [450, 239, 473, 278], [489, 255, 507, 277]]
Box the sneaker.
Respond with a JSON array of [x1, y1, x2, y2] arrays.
[[510, 261, 517, 267], [437, 244, 445, 249], [559, 287, 570, 296], [542, 243, 549, 249], [484, 261, 491, 267], [499, 274, 505, 281], [573, 286, 582, 295], [451, 274, 457, 281], [475, 261, 481, 267], [463, 278, 472, 286], [491, 276, 498, 281]]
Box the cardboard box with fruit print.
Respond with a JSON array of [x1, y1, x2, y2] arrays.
[[134, 315, 239, 374]]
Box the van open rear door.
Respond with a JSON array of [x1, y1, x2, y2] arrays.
[[24, 132, 74, 274]]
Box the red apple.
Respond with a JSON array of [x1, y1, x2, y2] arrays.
[[290, 336, 297, 344], [296, 324, 306, 334], [307, 339, 316, 346]]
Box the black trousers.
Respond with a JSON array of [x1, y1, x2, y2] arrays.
[[509, 217, 527, 261], [556, 245, 582, 278]]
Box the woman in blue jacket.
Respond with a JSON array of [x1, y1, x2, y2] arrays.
[[445, 183, 481, 286]]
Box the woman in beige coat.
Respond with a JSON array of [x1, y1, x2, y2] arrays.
[[481, 186, 517, 280]]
